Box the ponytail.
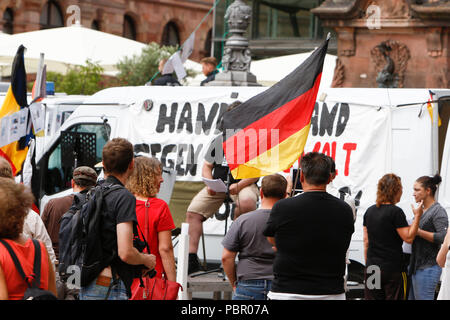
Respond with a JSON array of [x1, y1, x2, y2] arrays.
[[416, 173, 442, 197]]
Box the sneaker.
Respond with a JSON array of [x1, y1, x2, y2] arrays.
[[188, 253, 200, 275]]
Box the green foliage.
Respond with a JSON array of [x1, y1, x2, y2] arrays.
[[46, 60, 106, 95], [47, 60, 103, 95], [115, 42, 198, 86]]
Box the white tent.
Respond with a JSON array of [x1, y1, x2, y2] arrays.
[[187, 50, 337, 87], [0, 24, 202, 79], [250, 51, 337, 91], [0, 24, 147, 75]]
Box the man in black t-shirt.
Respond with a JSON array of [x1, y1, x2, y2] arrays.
[[263, 152, 354, 300], [79, 138, 156, 300]]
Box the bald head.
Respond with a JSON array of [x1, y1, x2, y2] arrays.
[[0, 157, 13, 179]]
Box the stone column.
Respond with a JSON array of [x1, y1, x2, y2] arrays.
[[206, 0, 260, 86]]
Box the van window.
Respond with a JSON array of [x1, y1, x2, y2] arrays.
[[45, 123, 110, 195]]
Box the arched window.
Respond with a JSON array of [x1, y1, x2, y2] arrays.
[[204, 29, 212, 56], [2, 8, 13, 34], [40, 1, 64, 29], [161, 21, 180, 47], [123, 15, 136, 40], [91, 20, 100, 31]]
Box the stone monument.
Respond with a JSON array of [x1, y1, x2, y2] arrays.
[[206, 0, 260, 86]]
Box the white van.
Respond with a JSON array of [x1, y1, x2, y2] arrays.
[[30, 85, 450, 282]]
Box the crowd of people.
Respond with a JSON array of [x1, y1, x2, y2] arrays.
[[0, 131, 448, 300]]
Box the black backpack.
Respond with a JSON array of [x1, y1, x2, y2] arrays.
[[58, 183, 122, 287], [0, 239, 57, 300], [58, 191, 89, 280]]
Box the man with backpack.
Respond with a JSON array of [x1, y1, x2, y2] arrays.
[[50, 166, 97, 299], [43, 166, 98, 263], [78, 138, 156, 300]]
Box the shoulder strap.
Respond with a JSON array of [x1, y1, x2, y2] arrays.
[[0, 239, 41, 288], [30, 239, 42, 288], [145, 199, 150, 250]]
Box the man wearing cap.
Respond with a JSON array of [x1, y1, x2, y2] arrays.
[[41, 166, 98, 262]]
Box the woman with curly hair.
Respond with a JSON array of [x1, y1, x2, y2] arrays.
[[363, 173, 423, 300], [0, 178, 56, 300], [126, 156, 176, 284]]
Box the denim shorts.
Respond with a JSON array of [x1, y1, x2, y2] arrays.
[[79, 277, 128, 300], [232, 279, 272, 300]]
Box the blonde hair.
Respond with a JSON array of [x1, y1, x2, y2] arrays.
[[126, 156, 162, 198]]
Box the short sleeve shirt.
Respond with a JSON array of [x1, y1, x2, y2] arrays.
[[222, 209, 275, 281], [263, 192, 354, 295], [135, 198, 175, 278], [100, 176, 137, 296], [363, 204, 409, 272]]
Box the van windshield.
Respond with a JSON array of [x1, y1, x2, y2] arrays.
[[45, 123, 110, 195]]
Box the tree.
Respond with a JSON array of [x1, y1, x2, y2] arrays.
[[46, 60, 106, 95]]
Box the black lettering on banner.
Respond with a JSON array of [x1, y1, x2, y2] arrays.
[[150, 144, 161, 157], [214, 103, 230, 134], [175, 144, 189, 175], [336, 103, 350, 137], [146, 143, 202, 177], [185, 144, 203, 176], [156, 103, 178, 133], [161, 144, 177, 169], [311, 102, 350, 137], [134, 143, 149, 154], [319, 103, 338, 136], [177, 103, 193, 134], [311, 102, 319, 136], [195, 103, 219, 135]]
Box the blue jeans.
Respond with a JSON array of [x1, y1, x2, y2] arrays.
[[79, 277, 128, 300], [409, 265, 442, 300], [232, 279, 272, 300]]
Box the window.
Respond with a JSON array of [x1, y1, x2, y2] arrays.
[[91, 20, 100, 31], [45, 123, 110, 195], [123, 15, 136, 40], [40, 1, 64, 30], [204, 29, 213, 56], [161, 21, 180, 47], [252, 0, 324, 39], [2, 8, 13, 34]]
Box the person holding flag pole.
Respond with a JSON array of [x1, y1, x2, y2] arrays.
[[221, 35, 354, 300]]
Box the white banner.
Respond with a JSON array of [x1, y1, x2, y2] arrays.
[[303, 101, 391, 212], [0, 108, 28, 148], [126, 95, 238, 182]]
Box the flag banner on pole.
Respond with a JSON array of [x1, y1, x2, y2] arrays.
[[222, 37, 329, 179], [181, 33, 195, 62], [163, 51, 187, 80], [0, 45, 29, 176]]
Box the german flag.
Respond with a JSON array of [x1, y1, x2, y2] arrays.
[[0, 45, 29, 176], [223, 37, 329, 179]]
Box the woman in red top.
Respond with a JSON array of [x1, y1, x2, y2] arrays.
[[0, 177, 57, 300], [126, 156, 176, 281]]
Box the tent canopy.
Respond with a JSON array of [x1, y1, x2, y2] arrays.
[[0, 25, 202, 79], [250, 50, 337, 91]]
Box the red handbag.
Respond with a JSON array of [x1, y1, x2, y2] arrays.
[[130, 199, 182, 300], [131, 275, 182, 300]]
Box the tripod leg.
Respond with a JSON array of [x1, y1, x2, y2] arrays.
[[201, 231, 207, 270]]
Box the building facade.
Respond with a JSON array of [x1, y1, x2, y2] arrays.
[[0, 0, 214, 61], [313, 0, 450, 88]]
